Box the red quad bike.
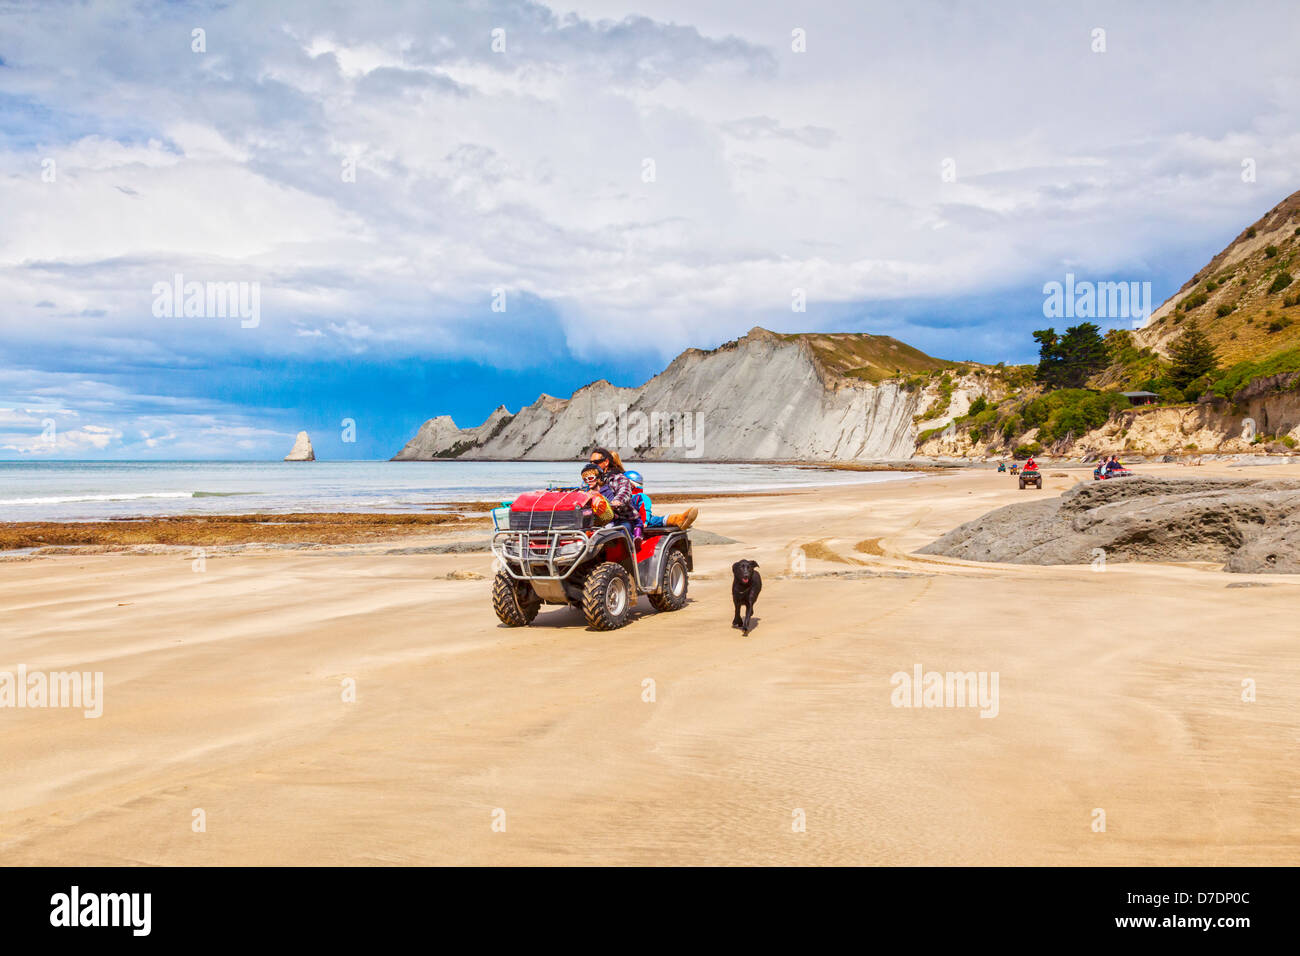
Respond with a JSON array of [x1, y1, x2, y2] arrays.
[[1018, 463, 1042, 489], [489, 489, 693, 631]]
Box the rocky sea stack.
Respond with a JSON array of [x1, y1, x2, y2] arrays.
[[284, 431, 315, 461]]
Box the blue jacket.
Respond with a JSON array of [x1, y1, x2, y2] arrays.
[[631, 490, 653, 519]]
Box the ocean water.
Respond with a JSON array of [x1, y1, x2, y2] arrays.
[[0, 461, 914, 522]]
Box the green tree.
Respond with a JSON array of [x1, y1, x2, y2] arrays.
[[1168, 320, 1219, 391], [1103, 328, 1133, 362], [1034, 323, 1108, 389], [1032, 328, 1061, 387]]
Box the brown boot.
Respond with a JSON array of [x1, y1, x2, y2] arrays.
[[666, 507, 698, 530]]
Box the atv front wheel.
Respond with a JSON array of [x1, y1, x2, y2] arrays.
[[492, 571, 541, 626], [647, 549, 689, 612], [581, 561, 634, 630]]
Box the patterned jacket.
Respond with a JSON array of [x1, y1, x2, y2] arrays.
[[601, 472, 636, 518]]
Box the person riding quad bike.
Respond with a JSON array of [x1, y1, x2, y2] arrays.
[[490, 478, 693, 631], [1018, 456, 1042, 489], [1094, 455, 1132, 480]]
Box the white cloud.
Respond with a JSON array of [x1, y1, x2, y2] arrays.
[[0, 409, 120, 455], [0, 0, 1298, 416]]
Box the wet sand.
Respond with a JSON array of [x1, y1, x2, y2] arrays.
[[0, 512, 482, 551]]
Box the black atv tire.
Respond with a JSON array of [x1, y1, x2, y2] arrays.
[[581, 561, 634, 631], [647, 548, 689, 613], [492, 571, 541, 626]]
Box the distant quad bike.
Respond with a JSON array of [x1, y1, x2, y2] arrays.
[[489, 489, 693, 631], [1018, 466, 1042, 490]]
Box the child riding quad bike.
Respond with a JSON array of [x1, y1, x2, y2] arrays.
[[489, 488, 692, 631]]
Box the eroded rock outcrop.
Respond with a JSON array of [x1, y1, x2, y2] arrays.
[[919, 476, 1300, 573], [284, 431, 315, 461]]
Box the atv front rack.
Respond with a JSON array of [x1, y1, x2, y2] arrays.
[[491, 526, 640, 583]]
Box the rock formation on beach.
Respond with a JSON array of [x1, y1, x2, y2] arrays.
[[393, 327, 995, 462], [919, 476, 1300, 573], [284, 431, 315, 461]]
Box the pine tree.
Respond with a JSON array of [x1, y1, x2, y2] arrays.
[[1034, 323, 1108, 389], [1057, 323, 1109, 388], [1032, 328, 1062, 387], [1168, 320, 1219, 390]]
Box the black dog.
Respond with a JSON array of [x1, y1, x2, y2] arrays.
[[731, 559, 762, 636]]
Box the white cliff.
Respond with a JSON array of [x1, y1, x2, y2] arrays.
[[393, 328, 990, 462]]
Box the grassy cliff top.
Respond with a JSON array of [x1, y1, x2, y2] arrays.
[[776, 331, 957, 382]]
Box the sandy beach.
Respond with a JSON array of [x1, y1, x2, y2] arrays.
[[2, 462, 1297, 866]]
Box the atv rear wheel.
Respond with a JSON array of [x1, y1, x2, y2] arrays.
[[647, 549, 689, 612], [581, 561, 634, 631], [492, 571, 541, 626]]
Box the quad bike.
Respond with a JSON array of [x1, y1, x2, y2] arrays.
[[1093, 466, 1134, 480], [1018, 466, 1042, 490], [489, 489, 692, 631]]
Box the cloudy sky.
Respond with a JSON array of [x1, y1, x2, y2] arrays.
[[3, 0, 1300, 459]]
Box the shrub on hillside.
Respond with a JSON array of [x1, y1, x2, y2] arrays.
[[1268, 271, 1293, 294], [1021, 396, 1049, 428], [1035, 390, 1131, 444], [1209, 347, 1300, 398], [915, 375, 956, 422]]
